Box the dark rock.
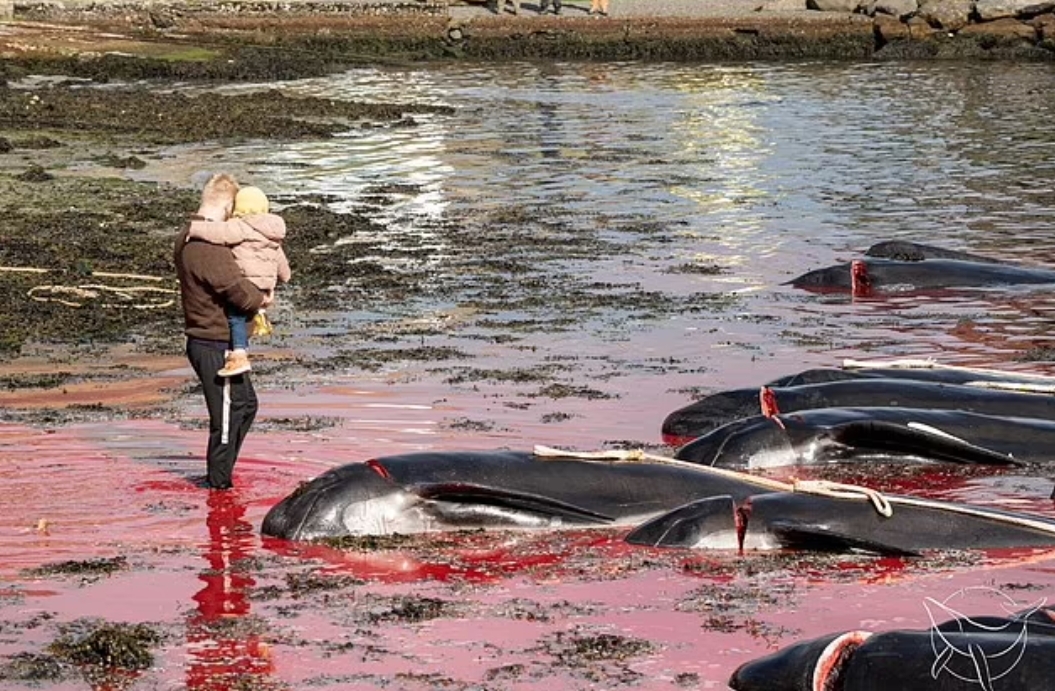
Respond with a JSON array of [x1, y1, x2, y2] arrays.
[[15, 165, 52, 182]]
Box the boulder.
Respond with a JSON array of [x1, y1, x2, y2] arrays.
[[875, 12, 913, 38], [1033, 12, 1055, 38], [871, 0, 920, 17], [807, 0, 862, 12], [906, 13, 942, 35], [918, 0, 973, 29], [959, 15, 1038, 37], [756, 0, 809, 11], [975, 0, 1054, 20]]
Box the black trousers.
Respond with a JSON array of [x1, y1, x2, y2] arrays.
[[186, 338, 259, 489]]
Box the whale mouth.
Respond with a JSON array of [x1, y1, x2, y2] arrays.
[[813, 631, 872, 691]]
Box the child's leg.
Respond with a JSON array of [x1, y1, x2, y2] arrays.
[[220, 307, 253, 377], [226, 306, 250, 352]]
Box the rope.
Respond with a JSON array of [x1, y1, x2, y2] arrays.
[[27, 284, 176, 309], [0, 266, 169, 281], [884, 494, 1055, 536], [532, 445, 795, 493], [2, 265, 176, 310], [959, 381, 1055, 395], [842, 357, 1055, 383], [792, 480, 1055, 534], [791, 480, 893, 517], [532, 445, 1055, 533]]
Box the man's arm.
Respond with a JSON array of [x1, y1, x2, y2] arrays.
[[185, 241, 265, 313]]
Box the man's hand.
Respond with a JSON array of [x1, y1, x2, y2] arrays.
[[261, 293, 274, 308]]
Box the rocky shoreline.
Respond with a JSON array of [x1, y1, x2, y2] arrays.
[[2, 0, 1054, 66]]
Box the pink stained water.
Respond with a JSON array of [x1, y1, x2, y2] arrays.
[[7, 250, 1055, 689], [4, 386, 1055, 691]]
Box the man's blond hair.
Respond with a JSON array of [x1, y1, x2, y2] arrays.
[[199, 173, 239, 212]]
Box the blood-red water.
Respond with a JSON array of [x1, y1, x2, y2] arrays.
[[3, 382, 1055, 691]]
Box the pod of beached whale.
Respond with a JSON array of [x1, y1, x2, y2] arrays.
[[261, 446, 1055, 556], [262, 241, 1055, 556], [257, 240, 1055, 691]]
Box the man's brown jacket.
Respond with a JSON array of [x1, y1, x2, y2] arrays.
[[174, 219, 266, 342]]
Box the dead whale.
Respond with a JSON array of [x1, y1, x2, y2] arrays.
[[260, 449, 788, 542], [864, 239, 1004, 264], [661, 378, 1055, 447], [670, 406, 1055, 469], [768, 361, 1055, 388], [626, 489, 1055, 556], [728, 605, 1055, 691], [787, 257, 1055, 295]]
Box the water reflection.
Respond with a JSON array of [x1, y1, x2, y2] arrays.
[[125, 60, 1055, 394], [186, 490, 273, 690], [665, 66, 771, 272], [156, 62, 1055, 264]]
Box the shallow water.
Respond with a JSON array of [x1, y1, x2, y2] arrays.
[[5, 60, 1055, 689]]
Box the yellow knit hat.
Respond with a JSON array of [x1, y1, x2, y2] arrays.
[[233, 186, 269, 216]]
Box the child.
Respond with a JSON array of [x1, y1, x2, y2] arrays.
[[187, 185, 291, 377]]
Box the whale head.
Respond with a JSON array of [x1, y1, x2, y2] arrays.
[[674, 416, 796, 469], [729, 630, 872, 691], [262, 460, 423, 541]]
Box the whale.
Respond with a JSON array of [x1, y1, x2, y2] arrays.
[[625, 490, 1055, 556], [787, 257, 1055, 295], [864, 239, 1004, 264], [767, 364, 1055, 388], [669, 406, 1055, 469], [260, 450, 789, 542], [728, 607, 1055, 691], [661, 378, 1055, 447]]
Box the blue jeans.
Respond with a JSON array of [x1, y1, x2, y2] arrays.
[[225, 306, 251, 351]]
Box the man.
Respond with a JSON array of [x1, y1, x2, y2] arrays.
[[174, 173, 270, 490], [539, 0, 561, 14], [489, 0, 520, 13]]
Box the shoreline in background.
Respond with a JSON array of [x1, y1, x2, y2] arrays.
[[1, 0, 1053, 63]]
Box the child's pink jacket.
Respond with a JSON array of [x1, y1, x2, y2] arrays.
[[187, 213, 292, 293]]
